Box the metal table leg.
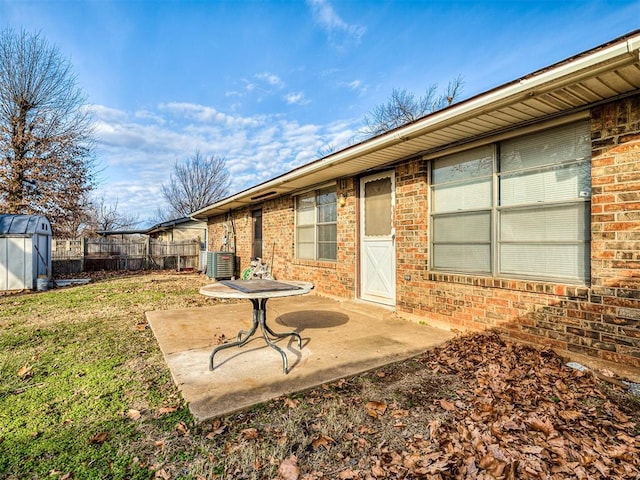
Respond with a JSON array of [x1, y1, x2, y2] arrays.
[[209, 300, 259, 370], [209, 297, 302, 373], [257, 298, 302, 373]]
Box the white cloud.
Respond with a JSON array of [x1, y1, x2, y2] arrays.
[[92, 100, 360, 224], [88, 104, 128, 122], [284, 91, 308, 105], [307, 0, 365, 48], [135, 109, 166, 124], [339, 79, 368, 96], [255, 72, 285, 88], [159, 102, 264, 127]]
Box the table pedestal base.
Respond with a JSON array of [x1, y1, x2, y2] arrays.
[[209, 298, 302, 374]]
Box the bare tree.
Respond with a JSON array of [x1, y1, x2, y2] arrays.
[[161, 151, 230, 218], [55, 191, 92, 238], [0, 28, 96, 234], [83, 196, 139, 235], [361, 76, 463, 138]]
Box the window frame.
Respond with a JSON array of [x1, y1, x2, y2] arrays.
[[430, 120, 591, 284], [295, 185, 337, 262]]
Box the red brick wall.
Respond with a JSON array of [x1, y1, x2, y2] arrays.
[[587, 94, 640, 366], [395, 159, 429, 310], [206, 94, 640, 370], [283, 179, 357, 297], [207, 179, 356, 297], [393, 94, 640, 369]]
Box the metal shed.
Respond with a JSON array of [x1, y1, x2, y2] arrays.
[[0, 214, 52, 291]]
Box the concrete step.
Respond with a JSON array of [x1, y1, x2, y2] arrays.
[[338, 299, 396, 320]]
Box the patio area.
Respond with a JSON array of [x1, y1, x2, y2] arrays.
[[146, 293, 455, 421]]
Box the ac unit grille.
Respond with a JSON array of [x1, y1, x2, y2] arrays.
[[207, 252, 235, 279]]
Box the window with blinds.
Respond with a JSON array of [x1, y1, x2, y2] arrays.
[[295, 186, 337, 261], [431, 121, 591, 283]]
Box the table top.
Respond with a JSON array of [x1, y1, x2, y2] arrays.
[[200, 280, 314, 300]]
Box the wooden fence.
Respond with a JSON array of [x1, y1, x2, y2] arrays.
[[52, 237, 202, 275]]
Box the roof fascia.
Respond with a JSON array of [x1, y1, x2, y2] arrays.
[[192, 31, 640, 220]]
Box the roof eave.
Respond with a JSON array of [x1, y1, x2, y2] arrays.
[[192, 30, 640, 220]]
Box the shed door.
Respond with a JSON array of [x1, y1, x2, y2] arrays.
[[0, 237, 31, 290], [34, 233, 50, 279], [360, 172, 396, 306]]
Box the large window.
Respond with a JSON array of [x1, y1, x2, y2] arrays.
[[296, 186, 337, 261], [431, 121, 591, 283]]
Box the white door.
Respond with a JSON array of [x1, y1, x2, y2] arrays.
[[360, 171, 395, 306]]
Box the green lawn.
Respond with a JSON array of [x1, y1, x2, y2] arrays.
[[0, 273, 212, 479], [1, 272, 638, 480]]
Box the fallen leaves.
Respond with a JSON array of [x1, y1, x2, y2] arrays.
[[205, 418, 226, 439], [241, 427, 258, 440], [17, 364, 32, 378], [145, 332, 640, 479], [439, 398, 456, 411], [283, 397, 299, 409], [365, 401, 387, 418], [88, 431, 109, 444], [176, 422, 189, 436], [127, 409, 141, 421], [157, 406, 178, 416], [278, 455, 300, 480], [311, 433, 334, 451]]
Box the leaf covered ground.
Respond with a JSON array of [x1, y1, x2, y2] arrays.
[[0, 272, 638, 479], [190, 331, 639, 480]]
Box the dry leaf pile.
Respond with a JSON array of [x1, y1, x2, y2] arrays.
[[407, 332, 640, 479], [154, 332, 639, 479], [276, 333, 638, 479]]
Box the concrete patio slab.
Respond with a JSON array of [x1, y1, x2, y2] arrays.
[[146, 294, 455, 422]]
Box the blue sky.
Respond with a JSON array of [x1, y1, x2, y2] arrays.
[[1, 0, 639, 226]]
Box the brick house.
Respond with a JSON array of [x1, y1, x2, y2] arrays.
[[193, 31, 640, 372]]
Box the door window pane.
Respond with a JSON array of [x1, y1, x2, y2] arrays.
[[364, 177, 392, 236]]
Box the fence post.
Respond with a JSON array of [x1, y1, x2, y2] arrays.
[[81, 237, 86, 272], [145, 236, 150, 270]]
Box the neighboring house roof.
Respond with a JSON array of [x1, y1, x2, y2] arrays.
[[96, 229, 148, 236], [145, 217, 206, 235], [0, 214, 52, 236], [193, 30, 640, 220], [95, 218, 206, 237]]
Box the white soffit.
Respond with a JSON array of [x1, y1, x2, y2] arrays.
[[193, 31, 640, 219]]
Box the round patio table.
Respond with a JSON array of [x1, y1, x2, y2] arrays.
[[200, 279, 314, 374]]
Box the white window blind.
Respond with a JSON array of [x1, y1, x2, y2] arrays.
[[431, 146, 493, 274], [295, 187, 337, 261], [431, 120, 591, 283]]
